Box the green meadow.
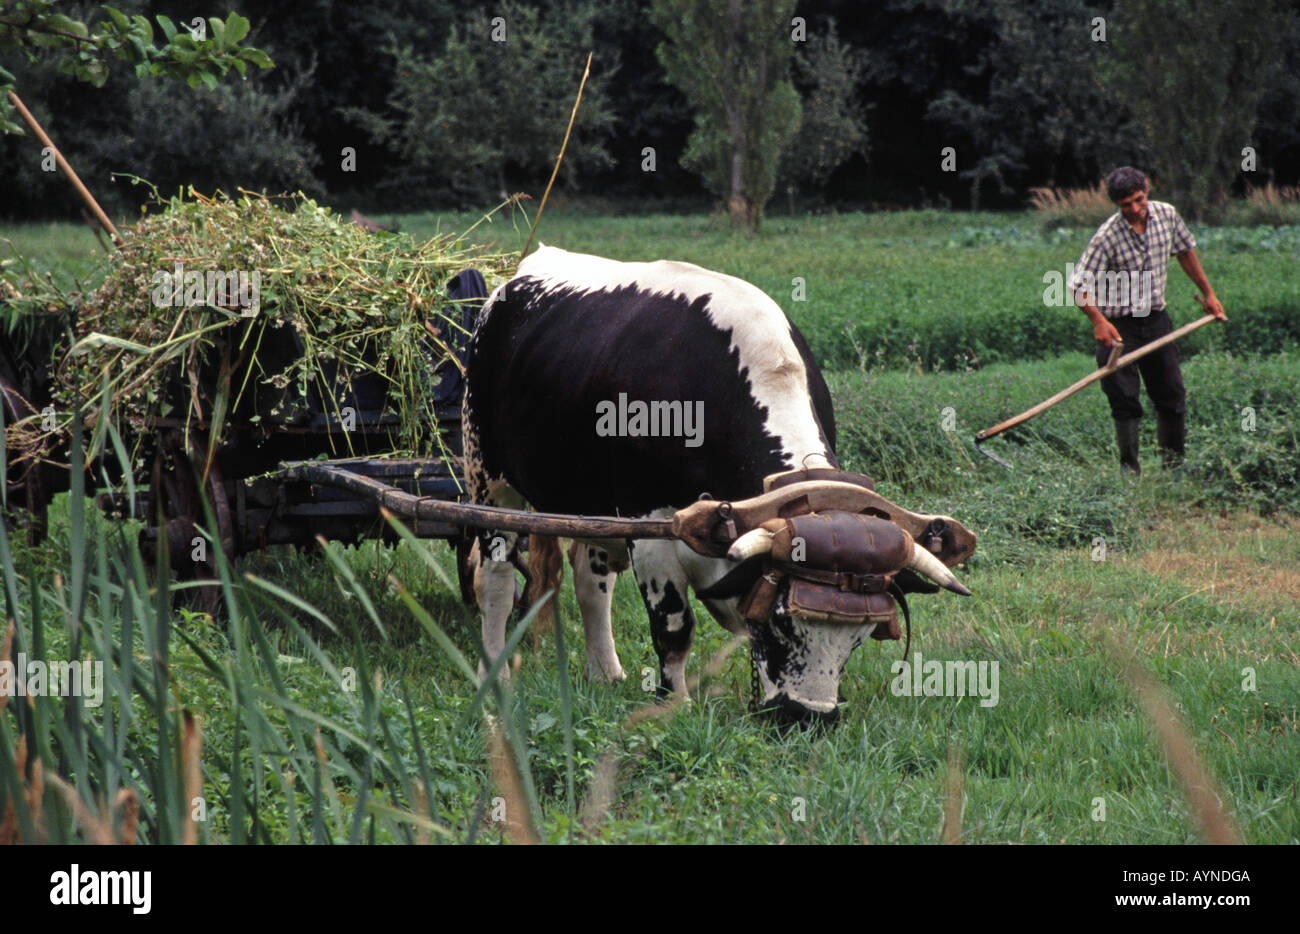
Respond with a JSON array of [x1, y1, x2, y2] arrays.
[[2, 209, 1297, 844]]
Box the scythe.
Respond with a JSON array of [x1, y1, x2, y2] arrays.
[[974, 309, 1221, 468]]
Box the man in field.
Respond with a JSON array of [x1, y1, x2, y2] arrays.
[[1069, 166, 1227, 475]]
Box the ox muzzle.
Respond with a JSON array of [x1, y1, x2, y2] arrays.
[[680, 468, 976, 726]]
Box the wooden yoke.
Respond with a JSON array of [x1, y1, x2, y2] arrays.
[[671, 480, 977, 568]]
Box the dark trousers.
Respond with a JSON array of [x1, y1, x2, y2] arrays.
[[1095, 308, 1186, 421]]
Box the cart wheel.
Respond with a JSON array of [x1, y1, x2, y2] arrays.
[[4, 457, 49, 546], [145, 432, 235, 611], [1, 373, 49, 546], [22, 459, 48, 546]]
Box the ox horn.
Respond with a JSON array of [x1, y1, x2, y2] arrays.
[[906, 540, 972, 596], [727, 527, 774, 561]]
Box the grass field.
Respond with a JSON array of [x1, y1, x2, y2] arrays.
[[2, 208, 1297, 844], [385, 208, 1300, 369]]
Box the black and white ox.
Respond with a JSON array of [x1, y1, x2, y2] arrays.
[[461, 246, 973, 725]]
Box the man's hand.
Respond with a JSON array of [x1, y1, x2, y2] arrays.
[[1092, 316, 1122, 347], [1196, 292, 1227, 321], [1077, 292, 1122, 346], [1179, 250, 1227, 321]]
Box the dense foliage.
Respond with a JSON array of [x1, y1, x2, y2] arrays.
[[650, 0, 802, 231], [3, 0, 1298, 220], [777, 21, 868, 206], [1104, 0, 1294, 220], [0, 2, 271, 131], [341, 1, 617, 208]]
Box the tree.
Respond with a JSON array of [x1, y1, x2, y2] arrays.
[[1104, 0, 1294, 219], [342, 1, 616, 207], [582, 0, 699, 200], [89, 65, 322, 205], [0, 2, 272, 133], [1253, 9, 1300, 186], [244, 0, 475, 208], [777, 20, 869, 206], [650, 0, 802, 232], [920, 0, 1138, 210]]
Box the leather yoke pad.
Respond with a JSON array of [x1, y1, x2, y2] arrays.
[[788, 578, 898, 627], [771, 511, 911, 575]]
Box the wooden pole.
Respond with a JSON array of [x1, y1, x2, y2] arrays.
[[975, 313, 1219, 442], [7, 89, 122, 247], [279, 460, 678, 540], [518, 52, 592, 270], [80, 208, 111, 253]]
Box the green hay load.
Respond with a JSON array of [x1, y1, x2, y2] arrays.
[[9, 188, 517, 471]]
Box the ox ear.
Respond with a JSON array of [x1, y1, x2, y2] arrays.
[[696, 556, 765, 600]]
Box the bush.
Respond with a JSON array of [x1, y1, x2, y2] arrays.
[[90, 66, 324, 210], [1029, 183, 1115, 232], [342, 1, 616, 208], [0, 48, 321, 221], [1235, 183, 1300, 226]]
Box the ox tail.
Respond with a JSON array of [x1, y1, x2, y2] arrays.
[[524, 533, 562, 644], [455, 534, 477, 605]]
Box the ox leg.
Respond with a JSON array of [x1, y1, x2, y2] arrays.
[[463, 407, 531, 682], [464, 464, 528, 682], [568, 542, 626, 682], [630, 539, 696, 698], [473, 527, 522, 682]]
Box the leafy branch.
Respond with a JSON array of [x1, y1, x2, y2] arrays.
[[0, 2, 273, 133]]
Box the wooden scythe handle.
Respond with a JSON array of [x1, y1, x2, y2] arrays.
[[7, 90, 122, 247], [974, 313, 1219, 442]]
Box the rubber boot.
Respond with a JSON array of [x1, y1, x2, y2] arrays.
[[1156, 411, 1186, 469], [1114, 417, 1141, 476]]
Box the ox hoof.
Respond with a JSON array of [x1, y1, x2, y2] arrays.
[[653, 683, 693, 707], [477, 656, 516, 686], [585, 659, 627, 683]]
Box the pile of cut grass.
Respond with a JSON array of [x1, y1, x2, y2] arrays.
[[5, 187, 517, 471]]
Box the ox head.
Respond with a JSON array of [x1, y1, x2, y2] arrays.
[[678, 472, 976, 727]]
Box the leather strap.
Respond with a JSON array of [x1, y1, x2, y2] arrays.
[[778, 565, 894, 593]]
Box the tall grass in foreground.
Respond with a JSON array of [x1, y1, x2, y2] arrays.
[[4, 416, 1291, 844], [0, 403, 567, 844], [3, 359, 1296, 844]]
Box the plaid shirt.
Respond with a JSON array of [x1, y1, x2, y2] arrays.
[[1068, 200, 1195, 318]]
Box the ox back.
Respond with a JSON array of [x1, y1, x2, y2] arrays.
[[463, 247, 838, 514]]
